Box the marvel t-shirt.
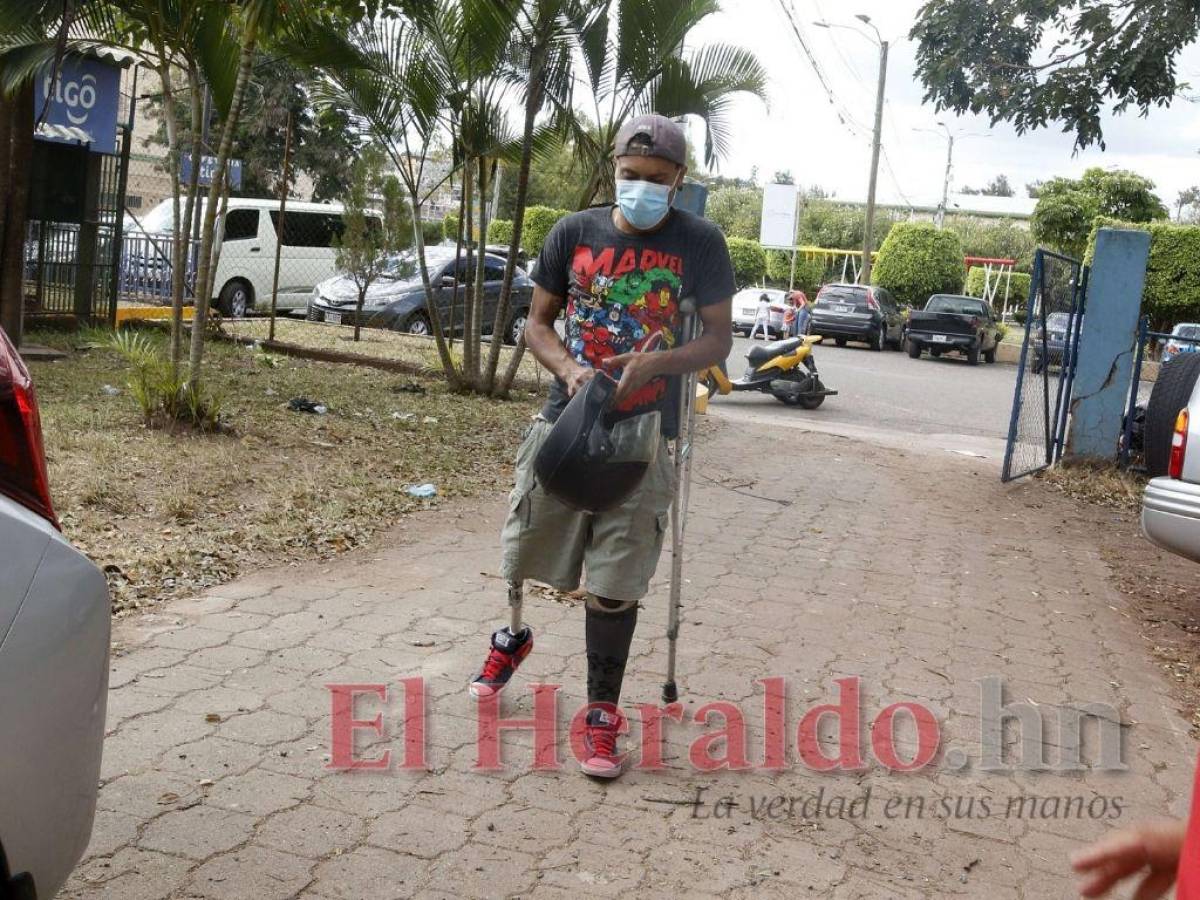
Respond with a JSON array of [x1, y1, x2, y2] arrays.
[[533, 205, 736, 438]]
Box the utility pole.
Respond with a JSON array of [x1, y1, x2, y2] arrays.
[[936, 130, 954, 229], [861, 36, 888, 284]]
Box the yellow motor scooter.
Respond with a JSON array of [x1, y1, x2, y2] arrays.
[[701, 335, 836, 409]]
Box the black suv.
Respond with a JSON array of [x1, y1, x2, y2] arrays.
[[809, 283, 906, 351]]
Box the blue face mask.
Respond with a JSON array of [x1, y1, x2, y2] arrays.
[[616, 177, 676, 230]]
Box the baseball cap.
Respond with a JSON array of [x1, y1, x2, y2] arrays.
[[613, 114, 687, 167]]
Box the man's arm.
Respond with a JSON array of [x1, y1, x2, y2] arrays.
[[602, 298, 733, 406], [524, 284, 594, 397]]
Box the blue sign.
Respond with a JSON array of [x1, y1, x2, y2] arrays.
[[34, 56, 121, 154], [181, 154, 244, 190]]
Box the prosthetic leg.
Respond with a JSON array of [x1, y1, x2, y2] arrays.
[[507, 580, 524, 635], [663, 299, 701, 704]]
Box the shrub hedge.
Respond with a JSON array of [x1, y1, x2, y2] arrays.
[[523, 206, 571, 256], [726, 237, 768, 286], [1084, 217, 1200, 331], [871, 222, 965, 307], [487, 218, 514, 246]]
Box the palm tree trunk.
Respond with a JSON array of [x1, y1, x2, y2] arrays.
[[0, 83, 33, 345], [176, 63, 204, 374], [470, 155, 490, 385], [448, 168, 467, 351], [462, 161, 475, 382], [485, 49, 544, 393], [188, 19, 258, 388], [407, 190, 459, 389], [154, 52, 184, 380], [496, 330, 527, 397]]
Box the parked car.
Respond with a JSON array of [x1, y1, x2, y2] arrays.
[[906, 294, 1002, 365], [731, 288, 789, 337], [808, 283, 906, 351], [1031, 311, 1082, 374], [307, 247, 535, 344], [123, 197, 378, 317], [1142, 353, 1200, 559], [1161, 323, 1200, 365], [0, 330, 109, 899]]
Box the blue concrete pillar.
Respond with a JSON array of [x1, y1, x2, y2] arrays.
[[1066, 228, 1151, 460]]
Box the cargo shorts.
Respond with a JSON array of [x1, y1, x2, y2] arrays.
[[500, 417, 676, 601]]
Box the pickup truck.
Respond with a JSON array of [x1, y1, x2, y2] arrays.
[[905, 294, 1002, 366]]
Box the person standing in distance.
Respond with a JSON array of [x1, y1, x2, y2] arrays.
[[469, 114, 735, 779]]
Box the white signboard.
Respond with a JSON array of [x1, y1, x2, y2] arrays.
[[759, 182, 799, 249]]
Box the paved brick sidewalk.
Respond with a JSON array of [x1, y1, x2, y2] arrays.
[[62, 418, 1195, 899]]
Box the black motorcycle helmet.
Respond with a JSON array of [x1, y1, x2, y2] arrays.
[[534, 373, 656, 513]]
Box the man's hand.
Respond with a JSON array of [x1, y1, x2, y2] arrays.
[[601, 352, 663, 406], [563, 363, 596, 398], [1071, 820, 1187, 899]]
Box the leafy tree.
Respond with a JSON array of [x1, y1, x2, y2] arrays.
[[944, 216, 1036, 272], [798, 202, 899, 252], [706, 186, 762, 241], [961, 175, 1014, 197], [567, 0, 768, 208], [872, 222, 965, 308], [495, 137, 585, 219], [334, 147, 412, 342], [1176, 187, 1200, 223], [773, 170, 794, 185], [912, 0, 1200, 150], [1026, 181, 1044, 199], [1031, 167, 1168, 258]]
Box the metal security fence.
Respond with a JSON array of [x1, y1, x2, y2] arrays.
[[1002, 249, 1089, 482]]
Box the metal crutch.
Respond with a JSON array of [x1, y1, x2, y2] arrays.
[[662, 298, 701, 704]]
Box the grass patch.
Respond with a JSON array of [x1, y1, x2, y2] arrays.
[[1037, 459, 1146, 513], [27, 326, 541, 614], [223, 317, 550, 387]]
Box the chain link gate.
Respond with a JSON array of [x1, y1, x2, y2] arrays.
[[1002, 249, 1089, 482]]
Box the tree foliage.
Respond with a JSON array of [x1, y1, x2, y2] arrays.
[[725, 237, 767, 286], [911, 0, 1200, 150], [334, 146, 412, 341], [944, 216, 1036, 271], [706, 186, 762, 241], [522, 206, 571, 256], [961, 174, 1014, 197], [1031, 167, 1167, 258], [872, 222, 965, 308]]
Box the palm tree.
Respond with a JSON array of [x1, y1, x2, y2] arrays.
[[568, 0, 768, 209]]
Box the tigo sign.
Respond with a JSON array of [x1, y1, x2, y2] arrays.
[[35, 56, 121, 154]]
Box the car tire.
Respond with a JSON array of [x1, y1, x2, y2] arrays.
[[1145, 353, 1200, 476], [217, 280, 252, 318], [871, 326, 885, 352], [984, 342, 997, 364], [835, 337, 847, 347], [402, 311, 432, 337], [906, 339, 921, 359], [505, 308, 528, 345]]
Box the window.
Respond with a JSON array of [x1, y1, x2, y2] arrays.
[[484, 259, 507, 282], [268, 211, 345, 248], [223, 208, 259, 241]]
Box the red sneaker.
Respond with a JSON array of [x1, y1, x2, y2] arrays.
[[469, 627, 533, 699], [580, 708, 625, 778]]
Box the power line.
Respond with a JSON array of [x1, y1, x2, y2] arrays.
[[773, 0, 872, 139]]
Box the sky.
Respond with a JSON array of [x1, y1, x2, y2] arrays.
[[685, 0, 1200, 212]]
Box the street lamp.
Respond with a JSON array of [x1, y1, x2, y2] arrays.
[[813, 15, 888, 283]]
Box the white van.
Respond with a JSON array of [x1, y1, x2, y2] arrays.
[[130, 198, 378, 317]]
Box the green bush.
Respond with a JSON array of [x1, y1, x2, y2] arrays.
[[487, 218, 514, 246], [765, 249, 827, 294], [523, 206, 571, 256], [421, 219, 443, 247], [726, 237, 768, 286], [872, 222, 965, 308], [945, 216, 1036, 273], [964, 266, 1033, 308], [1085, 217, 1200, 331], [442, 213, 460, 243]]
